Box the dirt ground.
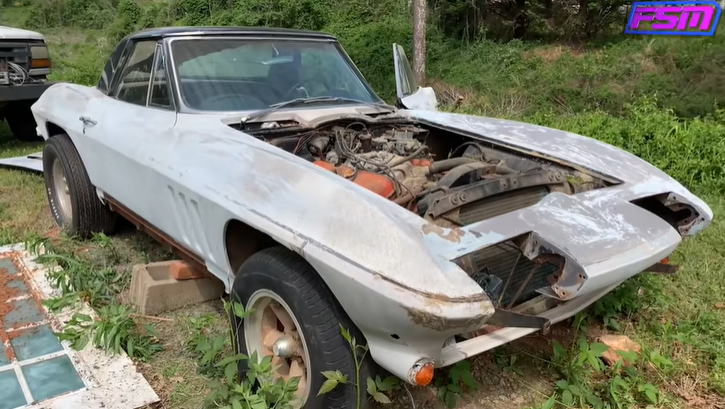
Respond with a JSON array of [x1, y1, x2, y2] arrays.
[[136, 296, 560, 409]]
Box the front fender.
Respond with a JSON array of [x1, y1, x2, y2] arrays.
[[31, 82, 98, 141], [159, 115, 487, 301]]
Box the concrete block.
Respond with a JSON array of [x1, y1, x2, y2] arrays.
[[129, 261, 224, 316], [167, 260, 208, 281]]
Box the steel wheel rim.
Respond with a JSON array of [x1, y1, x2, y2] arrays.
[[244, 289, 311, 407], [52, 158, 72, 222]]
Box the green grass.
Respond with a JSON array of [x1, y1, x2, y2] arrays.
[[423, 34, 725, 119], [0, 125, 50, 245], [640, 196, 725, 394]]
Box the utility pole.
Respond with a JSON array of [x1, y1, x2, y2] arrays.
[[412, 0, 427, 86]]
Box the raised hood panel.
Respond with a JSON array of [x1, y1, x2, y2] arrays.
[[406, 110, 712, 224]]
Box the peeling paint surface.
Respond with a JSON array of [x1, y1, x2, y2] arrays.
[[0, 244, 158, 409], [31, 79, 713, 303]]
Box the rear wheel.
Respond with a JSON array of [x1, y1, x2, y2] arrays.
[[230, 246, 373, 409], [6, 101, 43, 142], [42, 133, 116, 237]]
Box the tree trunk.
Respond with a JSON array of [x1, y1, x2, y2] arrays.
[[513, 0, 528, 39], [412, 0, 427, 86]]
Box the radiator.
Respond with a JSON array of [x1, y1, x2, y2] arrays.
[[458, 186, 553, 307]]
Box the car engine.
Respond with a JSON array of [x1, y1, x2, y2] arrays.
[[260, 121, 609, 230]]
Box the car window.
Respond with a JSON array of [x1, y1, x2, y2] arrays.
[[177, 43, 274, 79], [170, 39, 381, 112], [113, 41, 156, 106], [98, 39, 128, 94], [149, 46, 172, 109], [397, 46, 417, 96], [300, 48, 370, 100]]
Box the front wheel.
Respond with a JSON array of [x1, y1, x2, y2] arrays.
[[230, 246, 372, 409]]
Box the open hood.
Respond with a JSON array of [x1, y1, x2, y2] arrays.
[[393, 44, 438, 111]]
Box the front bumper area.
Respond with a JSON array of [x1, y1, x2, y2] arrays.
[[446, 191, 683, 303], [305, 188, 691, 383], [0, 81, 54, 103], [440, 280, 623, 366], [437, 225, 678, 367]]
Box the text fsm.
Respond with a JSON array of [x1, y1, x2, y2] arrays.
[[625, 1, 722, 36]]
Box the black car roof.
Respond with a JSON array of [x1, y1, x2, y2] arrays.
[[128, 26, 338, 41]]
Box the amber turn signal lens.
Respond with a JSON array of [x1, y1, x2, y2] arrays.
[[660, 257, 669, 264], [30, 58, 51, 69], [411, 361, 434, 386]]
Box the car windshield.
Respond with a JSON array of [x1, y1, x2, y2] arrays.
[[170, 38, 381, 112]]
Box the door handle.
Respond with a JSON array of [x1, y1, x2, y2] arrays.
[[79, 116, 97, 127]]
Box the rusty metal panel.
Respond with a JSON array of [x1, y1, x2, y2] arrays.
[[469, 243, 557, 307], [459, 186, 548, 225]]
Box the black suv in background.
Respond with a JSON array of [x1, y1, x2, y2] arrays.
[[0, 25, 54, 142]]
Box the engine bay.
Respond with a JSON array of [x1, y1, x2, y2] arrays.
[[233, 116, 700, 314], [236, 116, 623, 309], [240, 118, 612, 229]]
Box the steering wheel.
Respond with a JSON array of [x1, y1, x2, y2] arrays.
[[281, 73, 331, 100], [200, 93, 267, 111]]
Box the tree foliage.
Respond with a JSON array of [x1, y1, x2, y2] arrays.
[[25, 0, 629, 42], [15, 0, 722, 116]]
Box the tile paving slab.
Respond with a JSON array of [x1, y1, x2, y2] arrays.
[[0, 244, 158, 409]]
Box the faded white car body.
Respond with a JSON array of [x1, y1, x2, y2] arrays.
[[30, 36, 711, 382]]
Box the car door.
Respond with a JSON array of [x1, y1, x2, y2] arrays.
[[79, 40, 177, 226], [392, 44, 439, 111]]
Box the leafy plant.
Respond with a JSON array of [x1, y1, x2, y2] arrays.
[[548, 331, 674, 409], [366, 375, 398, 404], [25, 234, 162, 361], [607, 368, 632, 408], [205, 351, 301, 409], [317, 325, 399, 406], [637, 382, 659, 404], [186, 313, 229, 377], [436, 360, 477, 408], [203, 299, 301, 409], [27, 234, 129, 308], [91, 232, 121, 264], [57, 304, 161, 361], [495, 350, 523, 376]]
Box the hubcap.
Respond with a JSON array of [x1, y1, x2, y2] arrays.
[[52, 159, 72, 221], [244, 289, 311, 407]]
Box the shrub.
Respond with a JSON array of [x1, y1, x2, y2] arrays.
[[525, 97, 725, 193]]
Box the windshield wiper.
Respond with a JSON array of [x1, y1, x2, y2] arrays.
[[239, 96, 396, 125]]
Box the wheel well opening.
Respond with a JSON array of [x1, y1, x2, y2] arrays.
[[46, 122, 65, 137], [224, 219, 278, 274]]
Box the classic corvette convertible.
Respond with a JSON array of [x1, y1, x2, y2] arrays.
[[30, 27, 711, 408]]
